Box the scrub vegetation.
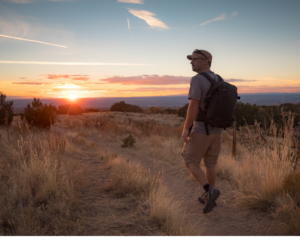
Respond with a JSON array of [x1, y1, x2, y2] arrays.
[[0, 98, 299, 235]]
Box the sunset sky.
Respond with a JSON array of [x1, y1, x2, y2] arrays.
[[0, 0, 300, 99]]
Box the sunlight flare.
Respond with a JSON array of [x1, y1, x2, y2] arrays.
[[68, 93, 77, 100]]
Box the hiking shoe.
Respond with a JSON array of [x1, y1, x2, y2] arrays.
[[203, 186, 220, 214], [198, 192, 217, 206]]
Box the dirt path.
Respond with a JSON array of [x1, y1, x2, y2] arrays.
[[76, 146, 166, 236], [85, 133, 286, 236]]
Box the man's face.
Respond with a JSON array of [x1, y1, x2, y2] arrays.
[[190, 57, 205, 73]]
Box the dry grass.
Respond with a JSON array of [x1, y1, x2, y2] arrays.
[[21, 111, 300, 235], [77, 111, 300, 234], [0, 118, 87, 235], [102, 155, 201, 236]]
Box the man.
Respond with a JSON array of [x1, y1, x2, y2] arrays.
[[181, 49, 222, 214]]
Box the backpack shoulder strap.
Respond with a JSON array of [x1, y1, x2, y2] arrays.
[[199, 72, 215, 85]]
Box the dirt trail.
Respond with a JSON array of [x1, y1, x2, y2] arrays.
[[76, 145, 166, 236], [85, 133, 286, 236]]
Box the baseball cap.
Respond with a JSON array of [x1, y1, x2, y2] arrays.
[[187, 49, 212, 63]]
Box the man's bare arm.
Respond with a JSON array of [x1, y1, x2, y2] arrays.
[[182, 98, 200, 143]]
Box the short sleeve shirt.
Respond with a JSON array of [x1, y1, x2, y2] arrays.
[[188, 70, 223, 134]]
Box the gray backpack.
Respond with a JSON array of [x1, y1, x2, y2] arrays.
[[195, 72, 240, 135]]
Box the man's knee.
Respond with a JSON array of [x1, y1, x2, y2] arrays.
[[186, 162, 199, 169], [182, 153, 197, 168], [204, 157, 218, 168]]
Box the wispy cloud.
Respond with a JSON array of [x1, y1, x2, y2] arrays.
[[6, 0, 32, 3], [118, 0, 144, 3], [99, 75, 190, 85], [127, 8, 169, 29], [45, 74, 89, 80], [12, 82, 52, 85], [127, 18, 134, 39], [116, 87, 189, 94], [0, 34, 68, 48], [231, 11, 238, 17], [226, 79, 257, 83], [0, 14, 73, 44], [5, 0, 75, 3], [200, 11, 238, 26], [0, 61, 155, 66], [237, 84, 300, 94]]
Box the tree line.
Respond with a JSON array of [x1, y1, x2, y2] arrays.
[[178, 102, 300, 129], [1, 93, 299, 130]]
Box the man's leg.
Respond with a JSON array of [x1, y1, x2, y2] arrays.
[[188, 164, 208, 187], [205, 167, 216, 187]]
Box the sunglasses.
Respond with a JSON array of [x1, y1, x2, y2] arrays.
[[193, 50, 208, 60]]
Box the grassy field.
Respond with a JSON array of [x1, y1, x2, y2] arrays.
[[0, 111, 299, 235]]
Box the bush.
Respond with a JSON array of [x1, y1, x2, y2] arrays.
[[148, 107, 163, 114], [126, 105, 143, 113], [178, 104, 189, 118], [57, 104, 83, 115], [20, 98, 57, 128], [83, 108, 99, 113], [121, 134, 136, 148], [110, 101, 142, 113], [0, 92, 14, 126], [164, 108, 178, 115]]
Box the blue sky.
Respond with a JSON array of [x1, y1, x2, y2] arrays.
[[0, 0, 300, 98]]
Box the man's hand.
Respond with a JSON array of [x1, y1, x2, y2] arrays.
[[181, 99, 199, 143], [181, 128, 190, 143]]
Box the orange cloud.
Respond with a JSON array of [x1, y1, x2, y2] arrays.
[[226, 79, 257, 83], [117, 87, 189, 94], [12, 82, 52, 85], [45, 74, 90, 81], [71, 77, 90, 81], [237, 84, 300, 93], [98, 75, 259, 85], [99, 75, 190, 85]]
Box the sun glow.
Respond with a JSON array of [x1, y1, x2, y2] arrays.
[[68, 94, 77, 100]]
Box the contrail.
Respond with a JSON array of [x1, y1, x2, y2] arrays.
[[0, 61, 155, 66], [127, 18, 134, 40], [0, 34, 68, 48]]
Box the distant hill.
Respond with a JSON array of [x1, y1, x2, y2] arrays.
[[239, 93, 300, 106], [8, 93, 300, 113]]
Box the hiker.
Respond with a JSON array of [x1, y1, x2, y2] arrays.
[[181, 49, 222, 214]]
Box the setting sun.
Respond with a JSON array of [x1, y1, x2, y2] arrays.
[[68, 94, 77, 100]]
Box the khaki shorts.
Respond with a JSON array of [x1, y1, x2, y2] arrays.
[[182, 132, 221, 168]]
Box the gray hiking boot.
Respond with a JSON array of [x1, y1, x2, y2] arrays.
[[203, 186, 220, 214], [198, 192, 217, 206]]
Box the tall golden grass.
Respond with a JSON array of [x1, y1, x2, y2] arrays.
[[0, 118, 87, 235], [71, 111, 300, 235], [102, 154, 201, 235], [7, 110, 298, 235]]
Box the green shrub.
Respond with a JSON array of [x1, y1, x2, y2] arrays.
[[121, 134, 136, 148], [0, 92, 14, 126], [110, 101, 142, 113], [165, 108, 178, 115], [148, 107, 163, 114], [83, 108, 99, 113], [20, 98, 57, 128], [57, 104, 83, 115], [178, 103, 188, 118], [126, 105, 143, 113]]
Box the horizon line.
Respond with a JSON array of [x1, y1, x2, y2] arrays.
[[6, 92, 300, 100]]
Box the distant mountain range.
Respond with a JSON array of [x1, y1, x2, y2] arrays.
[[8, 93, 300, 113]]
